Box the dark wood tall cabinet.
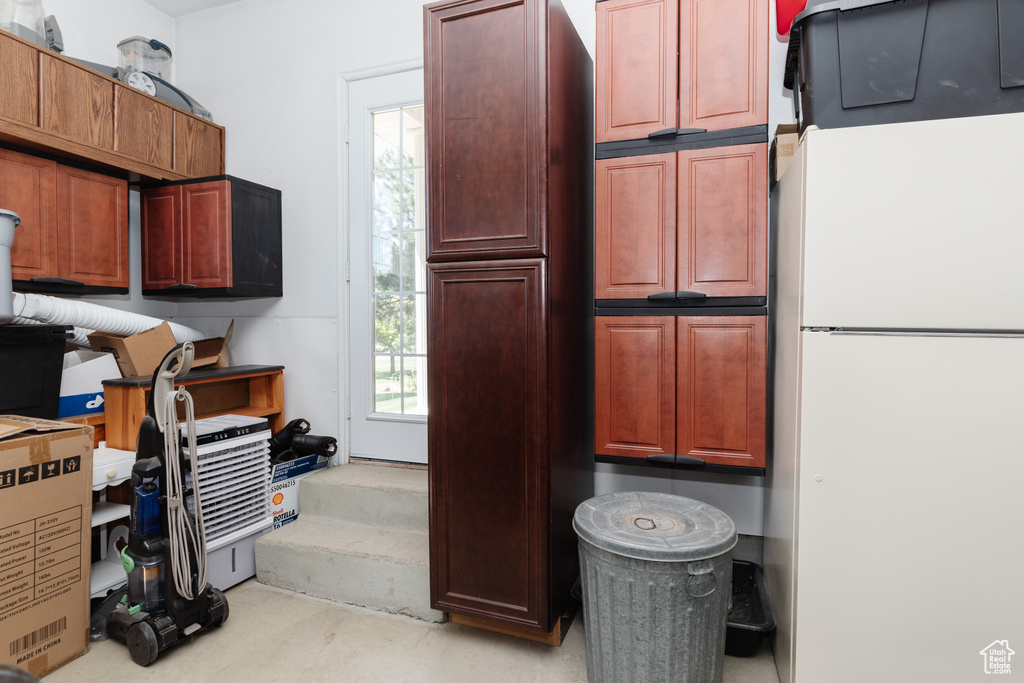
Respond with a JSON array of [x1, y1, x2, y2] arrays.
[[425, 0, 593, 639]]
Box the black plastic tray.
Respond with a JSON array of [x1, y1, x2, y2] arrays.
[[726, 560, 775, 657]]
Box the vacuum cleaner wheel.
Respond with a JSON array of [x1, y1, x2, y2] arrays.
[[126, 621, 160, 667]]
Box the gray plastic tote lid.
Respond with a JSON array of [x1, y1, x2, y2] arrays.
[[573, 492, 736, 562]]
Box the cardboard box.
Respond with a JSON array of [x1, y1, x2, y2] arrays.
[[269, 455, 328, 529], [87, 321, 233, 379], [770, 124, 800, 189], [87, 322, 176, 379], [57, 350, 121, 418], [0, 416, 93, 678]]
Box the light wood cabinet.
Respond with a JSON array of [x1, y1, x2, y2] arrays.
[[596, 0, 768, 143], [0, 30, 223, 181], [595, 315, 766, 468], [2, 147, 128, 292], [596, 143, 767, 300]]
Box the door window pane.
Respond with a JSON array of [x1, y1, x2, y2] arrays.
[[371, 106, 428, 415]]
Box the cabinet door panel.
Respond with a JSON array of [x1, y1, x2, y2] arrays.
[[426, 0, 544, 260], [0, 33, 40, 126], [115, 86, 173, 169], [595, 153, 676, 299], [596, 0, 678, 143], [428, 259, 548, 630], [141, 185, 183, 288], [174, 113, 224, 177], [40, 55, 114, 150], [678, 143, 767, 297], [680, 0, 768, 131], [2, 149, 58, 282], [57, 165, 128, 288], [595, 316, 676, 459], [182, 181, 232, 288], [677, 316, 765, 467]]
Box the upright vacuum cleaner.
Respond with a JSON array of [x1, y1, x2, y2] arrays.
[[106, 343, 228, 666]]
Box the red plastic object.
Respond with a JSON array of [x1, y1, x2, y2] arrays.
[[777, 0, 807, 34]]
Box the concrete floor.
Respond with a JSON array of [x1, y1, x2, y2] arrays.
[[48, 580, 780, 682]]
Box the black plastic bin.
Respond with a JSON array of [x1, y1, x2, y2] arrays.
[[726, 560, 776, 657], [0, 324, 71, 419], [785, 0, 1024, 131]]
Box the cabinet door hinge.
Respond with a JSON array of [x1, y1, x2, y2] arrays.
[[345, 260, 351, 282]]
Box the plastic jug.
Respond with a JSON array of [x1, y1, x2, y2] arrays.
[[0, 0, 46, 45]]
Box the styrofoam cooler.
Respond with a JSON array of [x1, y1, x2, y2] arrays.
[[573, 492, 737, 683]]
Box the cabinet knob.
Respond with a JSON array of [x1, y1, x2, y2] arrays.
[[107, 468, 118, 479]]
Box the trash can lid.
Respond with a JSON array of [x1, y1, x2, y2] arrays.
[[573, 492, 737, 562]]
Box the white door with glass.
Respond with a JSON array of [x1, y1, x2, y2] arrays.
[[347, 68, 427, 464]]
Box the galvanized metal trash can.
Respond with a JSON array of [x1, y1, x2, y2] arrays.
[[573, 492, 737, 683]]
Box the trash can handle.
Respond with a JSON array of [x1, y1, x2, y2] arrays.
[[686, 560, 718, 598], [633, 517, 657, 531]]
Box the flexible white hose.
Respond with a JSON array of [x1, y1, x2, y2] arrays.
[[163, 388, 208, 601], [9, 291, 205, 342]]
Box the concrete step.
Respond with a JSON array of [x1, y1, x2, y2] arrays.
[[297, 463, 428, 533], [255, 515, 444, 623]]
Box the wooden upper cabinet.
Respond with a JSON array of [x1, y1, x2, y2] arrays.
[[677, 316, 766, 467], [181, 181, 232, 288], [426, 0, 544, 261], [595, 316, 676, 458], [174, 113, 224, 178], [595, 153, 676, 299], [57, 165, 129, 289], [115, 86, 173, 169], [596, 0, 768, 143], [0, 32, 223, 181], [40, 54, 114, 150], [678, 142, 767, 297], [680, 0, 768, 131], [1, 149, 58, 282], [596, 0, 678, 143], [428, 259, 548, 629], [141, 185, 183, 289], [0, 32, 40, 126]]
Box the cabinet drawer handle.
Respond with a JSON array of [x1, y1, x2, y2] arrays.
[[167, 283, 199, 290], [647, 127, 707, 138], [647, 454, 706, 466], [647, 291, 707, 301], [30, 276, 85, 286]]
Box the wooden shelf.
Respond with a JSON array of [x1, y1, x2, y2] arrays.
[[101, 365, 285, 451]]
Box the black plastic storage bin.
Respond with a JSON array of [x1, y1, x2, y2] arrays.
[[726, 560, 776, 657], [0, 324, 71, 419], [785, 0, 1024, 131]]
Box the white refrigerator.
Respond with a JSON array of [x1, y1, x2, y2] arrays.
[[766, 113, 1024, 682]]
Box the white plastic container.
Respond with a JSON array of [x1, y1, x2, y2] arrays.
[[117, 36, 172, 80], [0, 0, 46, 45], [1, 209, 20, 323]]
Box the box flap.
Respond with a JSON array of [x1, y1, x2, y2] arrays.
[[191, 319, 233, 369], [0, 415, 85, 441], [88, 322, 177, 378]]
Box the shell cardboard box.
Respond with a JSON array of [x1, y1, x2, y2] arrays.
[[0, 416, 93, 678]]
